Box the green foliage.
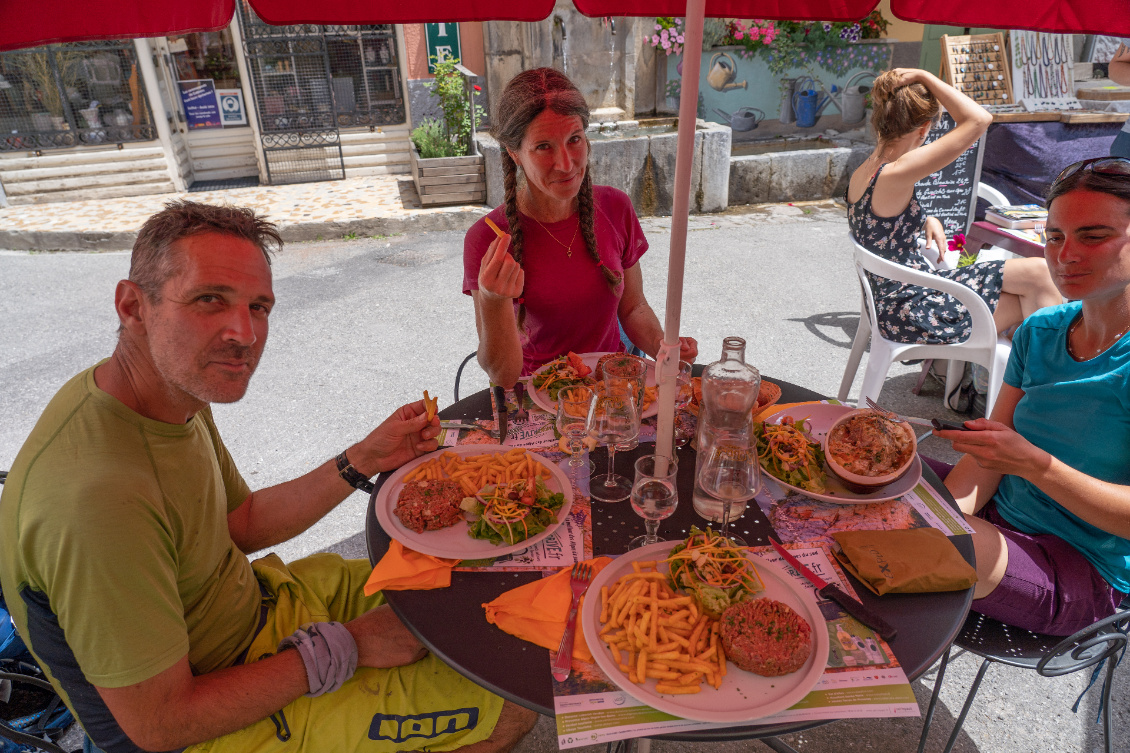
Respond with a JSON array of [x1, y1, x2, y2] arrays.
[[411, 57, 485, 159], [957, 253, 979, 268]]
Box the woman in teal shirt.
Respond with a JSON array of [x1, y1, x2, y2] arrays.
[[937, 157, 1130, 635]]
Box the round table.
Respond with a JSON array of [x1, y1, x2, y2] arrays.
[[366, 377, 975, 742]]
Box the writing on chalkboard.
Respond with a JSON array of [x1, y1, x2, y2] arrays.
[[915, 112, 986, 238]]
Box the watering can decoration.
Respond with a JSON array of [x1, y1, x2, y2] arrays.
[[712, 107, 765, 132], [791, 76, 832, 128], [827, 71, 875, 125], [706, 52, 747, 92]]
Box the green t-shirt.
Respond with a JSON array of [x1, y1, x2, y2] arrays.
[[0, 365, 260, 693]]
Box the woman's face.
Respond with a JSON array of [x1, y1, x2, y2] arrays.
[[1045, 189, 1130, 301], [507, 110, 588, 206]]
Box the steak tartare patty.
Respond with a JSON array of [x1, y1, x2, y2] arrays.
[[394, 479, 465, 534], [720, 598, 812, 676]]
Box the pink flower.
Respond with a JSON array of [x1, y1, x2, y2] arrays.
[[676, 35, 684, 43], [948, 233, 966, 251], [652, 34, 660, 45], [734, 30, 743, 39], [662, 39, 671, 49], [655, 23, 661, 30]]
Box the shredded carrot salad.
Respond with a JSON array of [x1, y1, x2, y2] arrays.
[[665, 530, 765, 593]]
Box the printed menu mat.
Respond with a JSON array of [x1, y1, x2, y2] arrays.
[[549, 544, 916, 749]]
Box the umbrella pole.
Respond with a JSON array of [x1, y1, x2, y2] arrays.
[[654, 0, 705, 467]]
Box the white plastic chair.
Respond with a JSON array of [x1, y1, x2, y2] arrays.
[[837, 238, 1011, 416]]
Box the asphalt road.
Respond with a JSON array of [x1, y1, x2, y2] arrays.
[[1, 203, 1124, 752]]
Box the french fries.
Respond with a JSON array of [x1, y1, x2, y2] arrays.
[[423, 390, 439, 422], [402, 448, 551, 497], [483, 216, 506, 239], [598, 561, 725, 695]]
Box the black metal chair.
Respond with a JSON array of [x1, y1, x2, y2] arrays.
[[454, 351, 478, 403], [918, 601, 1130, 753]]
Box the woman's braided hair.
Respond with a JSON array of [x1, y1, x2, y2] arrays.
[[492, 67, 621, 327]]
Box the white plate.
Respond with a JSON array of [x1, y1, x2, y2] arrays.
[[528, 352, 658, 418], [373, 444, 573, 559], [762, 403, 923, 505], [581, 541, 829, 724]]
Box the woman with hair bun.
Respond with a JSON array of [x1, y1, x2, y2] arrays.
[[463, 67, 697, 388], [846, 68, 1059, 345]]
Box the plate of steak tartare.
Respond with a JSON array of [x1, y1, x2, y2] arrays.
[[581, 541, 828, 723], [373, 444, 574, 559]]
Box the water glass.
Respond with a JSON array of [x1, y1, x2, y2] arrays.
[[604, 356, 647, 453], [695, 440, 760, 546], [556, 389, 594, 484], [674, 360, 694, 448], [586, 381, 640, 502], [628, 454, 679, 550]]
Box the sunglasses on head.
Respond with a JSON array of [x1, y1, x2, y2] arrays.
[[1054, 157, 1130, 186]]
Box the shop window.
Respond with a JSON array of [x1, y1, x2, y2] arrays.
[[0, 41, 156, 151], [323, 27, 405, 127], [167, 30, 248, 130]]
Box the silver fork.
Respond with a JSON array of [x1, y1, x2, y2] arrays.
[[551, 562, 593, 681], [864, 396, 899, 421], [514, 383, 529, 422]]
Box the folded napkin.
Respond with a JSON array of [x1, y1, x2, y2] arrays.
[[754, 400, 818, 422], [831, 529, 978, 596], [483, 557, 613, 662], [364, 540, 460, 595]]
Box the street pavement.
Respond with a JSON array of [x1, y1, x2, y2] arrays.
[[1, 201, 1124, 752]]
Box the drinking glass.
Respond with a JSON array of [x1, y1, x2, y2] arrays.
[[695, 439, 760, 546], [586, 381, 640, 502], [556, 389, 594, 483], [604, 356, 647, 453], [628, 454, 679, 550], [674, 360, 694, 448]]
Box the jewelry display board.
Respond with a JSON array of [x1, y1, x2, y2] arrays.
[[1009, 31, 1081, 111], [940, 33, 1012, 106]]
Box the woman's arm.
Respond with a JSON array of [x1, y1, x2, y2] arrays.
[[1109, 43, 1130, 86], [940, 382, 1019, 514], [940, 383, 1130, 539], [617, 264, 698, 361], [471, 234, 525, 388]]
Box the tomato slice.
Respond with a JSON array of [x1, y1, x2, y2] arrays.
[[566, 351, 591, 377]]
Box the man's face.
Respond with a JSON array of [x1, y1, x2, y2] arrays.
[[142, 232, 274, 407]]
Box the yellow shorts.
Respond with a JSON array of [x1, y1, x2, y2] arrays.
[[189, 553, 504, 753]]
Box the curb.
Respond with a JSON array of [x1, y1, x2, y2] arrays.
[[0, 207, 492, 252]]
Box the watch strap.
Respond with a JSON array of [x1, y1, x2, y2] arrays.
[[335, 451, 375, 494]]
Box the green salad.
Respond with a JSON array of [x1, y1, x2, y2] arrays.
[[665, 527, 764, 619], [460, 477, 567, 546], [754, 418, 828, 494]]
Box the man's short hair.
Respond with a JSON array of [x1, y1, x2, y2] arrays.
[[130, 201, 283, 300]]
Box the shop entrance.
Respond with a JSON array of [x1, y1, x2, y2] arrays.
[[237, 3, 346, 185]]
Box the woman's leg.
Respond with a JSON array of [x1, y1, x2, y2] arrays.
[[993, 257, 1061, 334], [965, 514, 1009, 600]]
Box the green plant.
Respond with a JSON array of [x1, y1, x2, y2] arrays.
[[412, 57, 485, 158], [411, 117, 461, 159]]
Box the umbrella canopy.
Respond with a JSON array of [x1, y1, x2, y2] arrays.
[[2, 0, 1128, 51]]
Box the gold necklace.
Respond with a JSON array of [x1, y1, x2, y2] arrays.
[[528, 214, 579, 256], [1067, 314, 1130, 361]]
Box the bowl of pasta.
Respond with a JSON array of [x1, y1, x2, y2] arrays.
[[823, 409, 917, 492]]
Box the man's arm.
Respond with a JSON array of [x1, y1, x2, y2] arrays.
[[1109, 44, 1130, 86], [97, 605, 424, 751], [227, 400, 439, 553]]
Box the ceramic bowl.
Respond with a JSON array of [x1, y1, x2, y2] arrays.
[[823, 409, 917, 492]]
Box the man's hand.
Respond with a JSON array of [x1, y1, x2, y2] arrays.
[[923, 216, 948, 265], [935, 418, 1051, 478], [346, 604, 428, 668], [354, 400, 440, 475], [477, 233, 524, 302]]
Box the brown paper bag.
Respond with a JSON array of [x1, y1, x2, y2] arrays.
[[832, 528, 977, 596]]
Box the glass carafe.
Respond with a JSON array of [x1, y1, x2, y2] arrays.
[[692, 337, 762, 541]]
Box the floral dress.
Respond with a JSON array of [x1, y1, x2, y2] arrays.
[[847, 164, 1005, 344]]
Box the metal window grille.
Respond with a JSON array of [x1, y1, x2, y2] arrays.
[[0, 41, 156, 152], [323, 27, 405, 128]]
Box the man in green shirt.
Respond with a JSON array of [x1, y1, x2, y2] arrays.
[[0, 201, 536, 753]]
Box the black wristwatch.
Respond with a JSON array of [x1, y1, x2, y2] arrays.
[[335, 451, 375, 494]]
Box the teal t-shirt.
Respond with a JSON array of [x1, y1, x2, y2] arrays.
[[994, 303, 1130, 592]]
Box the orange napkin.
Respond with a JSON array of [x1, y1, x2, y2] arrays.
[[754, 400, 822, 422], [483, 557, 613, 662], [364, 540, 460, 595]]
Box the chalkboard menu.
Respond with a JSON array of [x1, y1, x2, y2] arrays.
[[915, 112, 986, 238]]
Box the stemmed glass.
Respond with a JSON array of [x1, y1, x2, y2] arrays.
[[673, 360, 694, 448], [556, 389, 594, 484], [628, 454, 679, 550], [695, 438, 760, 546], [604, 357, 647, 453], [586, 381, 640, 502]]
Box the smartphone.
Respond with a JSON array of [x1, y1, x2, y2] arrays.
[[931, 418, 970, 431]]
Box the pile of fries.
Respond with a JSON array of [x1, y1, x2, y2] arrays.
[[598, 561, 727, 695], [559, 386, 593, 417], [402, 448, 550, 496]]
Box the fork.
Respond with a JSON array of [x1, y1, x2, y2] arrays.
[[514, 383, 529, 422], [864, 396, 899, 420], [551, 562, 593, 682]]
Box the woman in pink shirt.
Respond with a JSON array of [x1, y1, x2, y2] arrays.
[[463, 68, 697, 388]]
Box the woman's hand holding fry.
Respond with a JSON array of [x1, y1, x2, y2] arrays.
[[478, 233, 524, 302]]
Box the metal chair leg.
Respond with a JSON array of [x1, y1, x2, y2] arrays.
[[760, 736, 803, 753], [917, 646, 952, 753], [454, 351, 477, 403], [1101, 658, 1115, 753], [941, 657, 995, 753]]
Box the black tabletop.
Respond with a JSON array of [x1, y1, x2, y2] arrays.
[[366, 378, 975, 741]]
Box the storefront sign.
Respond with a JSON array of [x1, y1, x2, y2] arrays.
[[425, 23, 461, 73], [178, 79, 222, 129], [216, 89, 247, 126]]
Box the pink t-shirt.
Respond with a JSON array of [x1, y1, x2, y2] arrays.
[[463, 185, 648, 376]]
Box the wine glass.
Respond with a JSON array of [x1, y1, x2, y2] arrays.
[[586, 381, 640, 502], [604, 357, 647, 453], [556, 388, 594, 484], [673, 360, 694, 448], [628, 454, 679, 550], [695, 438, 760, 546]]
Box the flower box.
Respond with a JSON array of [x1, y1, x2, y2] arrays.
[[410, 143, 485, 207]]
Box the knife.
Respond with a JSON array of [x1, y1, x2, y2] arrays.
[[768, 537, 897, 641], [491, 385, 508, 444]]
